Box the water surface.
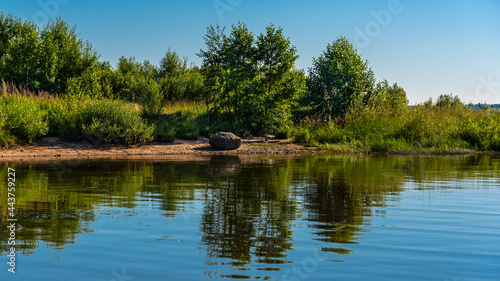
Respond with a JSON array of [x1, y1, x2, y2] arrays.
[[1, 155, 499, 280]]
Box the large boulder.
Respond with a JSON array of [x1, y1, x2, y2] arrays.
[[209, 132, 241, 150]]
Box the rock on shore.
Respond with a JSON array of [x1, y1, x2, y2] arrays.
[[209, 132, 241, 150]]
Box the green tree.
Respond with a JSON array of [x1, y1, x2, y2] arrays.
[[67, 61, 114, 98], [365, 79, 408, 111], [436, 93, 463, 107], [158, 49, 204, 102], [159, 48, 187, 77], [113, 56, 148, 102], [37, 18, 98, 94], [252, 24, 299, 132], [112, 56, 163, 117], [198, 23, 300, 135], [309, 36, 376, 119], [0, 13, 40, 89], [0, 14, 98, 94]]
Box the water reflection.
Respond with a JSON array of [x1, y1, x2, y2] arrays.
[[0, 155, 499, 278], [201, 159, 296, 268], [302, 157, 405, 246]]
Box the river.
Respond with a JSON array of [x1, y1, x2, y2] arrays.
[[1, 155, 499, 280]]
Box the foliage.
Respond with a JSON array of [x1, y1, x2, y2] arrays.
[[365, 79, 408, 112], [294, 97, 500, 153], [275, 126, 293, 139], [308, 36, 376, 119], [0, 94, 48, 144], [159, 49, 204, 102], [152, 119, 176, 143], [37, 18, 98, 93], [435, 93, 464, 107], [67, 61, 115, 98], [294, 128, 311, 143], [146, 102, 207, 142], [47, 96, 154, 144], [457, 109, 500, 150], [0, 13, 99, 93], [198, 23, 302, 135], [112, 56, 164, 117], [2, 13, 498, 152]]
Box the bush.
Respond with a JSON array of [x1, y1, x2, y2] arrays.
[[46, 96, 154, 145], [436, 94, 463, 107], [294, 128, 310, 143], [176, 122, 199, 140], [0, 94, 48, 144], [457, 111, 500, 151], [154, 125, 175, 143], [138, 78, 163, 118], [275, 126, 293, 139], [311, 123, 345, 143], [370, 138, 408, 153]]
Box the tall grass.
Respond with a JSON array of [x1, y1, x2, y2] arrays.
[[150, 102, 206, 142], [0, 94, 48, 145], [294, 105, 500, 153], [2, 79, 499, 152], [0, 82, 154, 145], [49, 96, 154, 144]]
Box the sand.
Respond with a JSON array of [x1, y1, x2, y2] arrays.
[[0, 137, 313, 162]]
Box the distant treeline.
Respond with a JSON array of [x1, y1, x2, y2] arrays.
[[470, 104, 500, 110]]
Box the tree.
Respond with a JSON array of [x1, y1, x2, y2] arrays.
[[37, 18, 98, 94], [113, 56, 147, 102], [0, 14, 98, 94], [309, 36, 376, 119], [198, 23, 300, 135], [158, 49, 204, 102], [159, 48, 187, 77], [67, 61, 114, 98], [0, 13, 40, 90], [252, 24, 299, 132], [366, 79, 408, 112], [112, 56, 163, 117], [436, 93, 463, 107]]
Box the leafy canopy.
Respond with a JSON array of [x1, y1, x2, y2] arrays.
[[198, 22, 303, 135], [309, 36, 376, 119]]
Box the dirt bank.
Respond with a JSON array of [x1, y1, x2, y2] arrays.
[[0, 137, 315, 162]]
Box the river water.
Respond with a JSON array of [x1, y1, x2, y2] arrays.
[[1, 155, 499, 280]]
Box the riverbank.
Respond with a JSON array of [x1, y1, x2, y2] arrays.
[[0, 136, 482, 162], [0, 137, 312, 161]]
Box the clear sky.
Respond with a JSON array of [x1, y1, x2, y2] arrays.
[[2, 0, 500, 104]]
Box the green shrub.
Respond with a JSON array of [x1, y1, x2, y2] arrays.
[[138, 78, 163, 118], [458, 112, 500, 151], [275, 126, 293, 139], [0, 95, 48, 144], [370, 138, 409, 153], [176, 122, 199, 140], [44, 96, 80, 140], [83, 99, 154, 144], [311, 123, 345, 143], [294, 128, 310, 143], [152, 119, 175, 142], [45, 96, 154, 145]]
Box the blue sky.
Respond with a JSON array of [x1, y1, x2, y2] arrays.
[[2, 0, 500, 104]]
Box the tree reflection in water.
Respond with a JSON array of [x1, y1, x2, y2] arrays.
[[0, 155, 498, 277]]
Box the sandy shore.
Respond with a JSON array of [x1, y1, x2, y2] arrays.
[[0, 137, 314, 162]]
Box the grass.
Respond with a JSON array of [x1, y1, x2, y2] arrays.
[[2, 80, 499, 153], [294, 105, 500, 153], [1, 83, 154, 146], [247, 142, 272, 147], [149, 102, 206, 142]]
